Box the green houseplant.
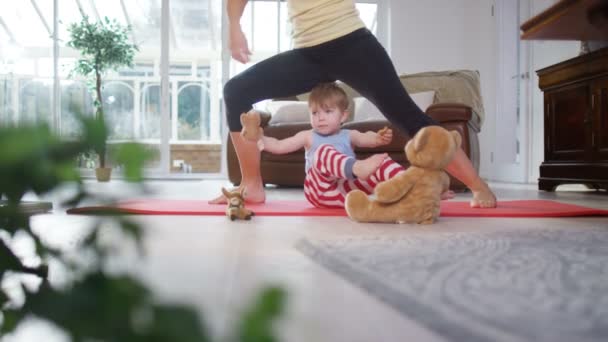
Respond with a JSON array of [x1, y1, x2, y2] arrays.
[[0, 116, 286, 341], [67, 16, 138, 182]]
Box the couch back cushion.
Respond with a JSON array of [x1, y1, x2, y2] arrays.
[[352, 91, 435, 122], [295, 82, 357, 121], [267, 101, 310, 125], [399, 70, 485, 125], [271, 70, 484, 125]]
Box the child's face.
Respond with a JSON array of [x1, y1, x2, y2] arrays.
[[309, 104, 349, 135]]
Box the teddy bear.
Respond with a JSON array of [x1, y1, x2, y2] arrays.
[[345, 126, 462, 224]]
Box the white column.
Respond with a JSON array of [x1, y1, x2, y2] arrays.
[[133, 81, 141, 139], [160, 0, 171, 175], [53, 0, 61, 133]]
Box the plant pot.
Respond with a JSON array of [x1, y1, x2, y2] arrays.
[[95, 167, 112, 182]]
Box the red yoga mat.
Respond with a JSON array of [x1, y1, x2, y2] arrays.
[[66, 199, 608, 218]]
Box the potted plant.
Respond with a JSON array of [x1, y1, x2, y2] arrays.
[[67, 16, 138, 182]]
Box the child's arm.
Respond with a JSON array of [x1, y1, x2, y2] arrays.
[[350, 127, 393, 148], [261, 130, 311, 154]]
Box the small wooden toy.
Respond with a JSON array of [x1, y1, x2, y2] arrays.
[[222, 187, 255, 221]]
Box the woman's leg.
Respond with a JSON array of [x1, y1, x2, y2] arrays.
[[445, 149, 496, 207], [321, 30, 496, 207], [209, 50, 331, 204]]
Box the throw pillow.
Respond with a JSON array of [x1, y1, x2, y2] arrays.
[[266, 101, 310, 125], [353, 91, 436, 122]]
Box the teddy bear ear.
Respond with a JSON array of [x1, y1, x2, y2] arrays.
[[450, 130, 462, 147], [413, 128, 430, 152]]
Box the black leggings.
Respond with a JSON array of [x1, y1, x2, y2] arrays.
[[223, 28, 437, 136]]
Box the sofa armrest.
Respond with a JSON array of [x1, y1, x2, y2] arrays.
[[426, 103, 481, 133]]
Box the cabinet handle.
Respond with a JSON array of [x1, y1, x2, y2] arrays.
[[592, 94, 595, 110]]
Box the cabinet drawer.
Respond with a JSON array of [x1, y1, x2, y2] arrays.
[[545, 84, 590, 161], [593, 77, 608, 161]]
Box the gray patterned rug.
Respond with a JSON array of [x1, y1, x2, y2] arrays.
[[296, 227, 608, 342]]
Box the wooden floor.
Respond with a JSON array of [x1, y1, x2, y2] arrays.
[[6, 180, 608, 342]]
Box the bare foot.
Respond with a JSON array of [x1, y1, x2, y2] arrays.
[[441, 190, 455, 201], [353, 153, 387, 180], [208, 183, 266, 204], [470, 178, 497, 208]]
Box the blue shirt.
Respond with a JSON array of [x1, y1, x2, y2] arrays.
[[305, 129, 355, 173]]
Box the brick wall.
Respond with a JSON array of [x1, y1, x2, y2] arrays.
[[170, 144, 221, 173]]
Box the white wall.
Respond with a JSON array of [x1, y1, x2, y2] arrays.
[[387, 0, 582, 183], [387, 0, 497, 178]]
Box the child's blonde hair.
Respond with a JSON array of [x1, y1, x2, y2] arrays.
[[308, 82, 349, 112]]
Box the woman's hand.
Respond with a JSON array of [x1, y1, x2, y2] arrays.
[[229, 25, 252, 63]]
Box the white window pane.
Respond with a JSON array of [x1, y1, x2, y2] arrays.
[[19, 79, 52, 124], [95, 0, 128, 26], [102, 81, 135, 140], [356, 3, 378, 35], [2, 2, 51, 47], [252, 2, 279, 53]]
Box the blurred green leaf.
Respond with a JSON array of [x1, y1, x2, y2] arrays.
[[1, 109, 287, 341], [139, 305, 211, 342], [113, 143, 156, 182], [238, 287, 287, 342]]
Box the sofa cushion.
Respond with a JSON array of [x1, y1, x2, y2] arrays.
[[352, 91, 436, 122], [266, 101, 310, 125], [296, 82, 357, 122], [399, 70, 485, 125]]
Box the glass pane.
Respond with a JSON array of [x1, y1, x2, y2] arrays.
[[95, 0, 129, 26], [102, 81, 135, 140], [140, 82, 163, 140], [1, 1, 53, 129], [253, 1, 279, 53], [19, 79, 52, 125], [177, 81, 211, 140], [1, 0, 223, 175], [120, 0, 161, 49], [171, 0, 219, 51], [61, 80, 94, 138], [356, 3, 378, 35], [279, 3, 291, 52], [60, 1, 162, 170], [0, 76, 14, 125], [169, 0, 222, 174], [2, 2, 51, 47], [37, 0, 82, 45]]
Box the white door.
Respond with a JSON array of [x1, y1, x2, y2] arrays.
[[491, 0, 532, 183]]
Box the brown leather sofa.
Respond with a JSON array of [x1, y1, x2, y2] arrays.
[[227, 103, 480, 192], [228, 71, 484, 192]]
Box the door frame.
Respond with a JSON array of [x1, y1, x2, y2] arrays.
[[491, 0, 534, 183]]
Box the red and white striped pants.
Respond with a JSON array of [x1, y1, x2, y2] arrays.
[[304, 144, 405, 208]]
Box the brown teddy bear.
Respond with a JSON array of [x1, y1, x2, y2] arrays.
[[345, 126, 461, 224]]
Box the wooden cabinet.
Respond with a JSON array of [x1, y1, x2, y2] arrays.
[[537, 47, 608, 191]]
